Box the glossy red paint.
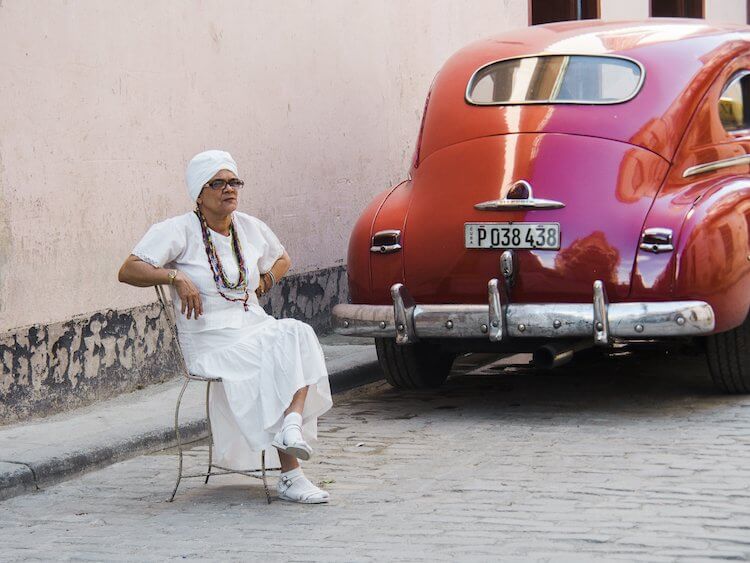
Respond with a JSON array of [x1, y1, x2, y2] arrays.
[[346, 20, 750, 333], [404, 133, 668, 304], [369, 181, 412, 304], [631, 49, 750, 331], [417, 20, 749, 167], [346, 186, 395, 302], [673, 179, 750, 332]]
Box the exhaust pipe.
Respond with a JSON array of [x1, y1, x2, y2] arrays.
[[533, 340, 593, 369]]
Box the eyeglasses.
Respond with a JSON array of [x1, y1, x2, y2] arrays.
[[204, 178, 245, 191]]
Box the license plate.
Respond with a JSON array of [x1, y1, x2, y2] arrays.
[[465, 222, 560, 250]]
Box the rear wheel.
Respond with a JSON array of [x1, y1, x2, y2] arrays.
[[375, 338, 454, 390], [706, 315, 750, 394]]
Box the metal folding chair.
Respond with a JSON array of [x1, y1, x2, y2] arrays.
[[155, 285, 280, 503]]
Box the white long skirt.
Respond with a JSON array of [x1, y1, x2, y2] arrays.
[[179, 314, 332, 469]]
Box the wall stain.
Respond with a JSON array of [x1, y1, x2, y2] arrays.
[[1, 265, 349, 424], [260, 264, 348, 333], [0, 302, 180, 424]]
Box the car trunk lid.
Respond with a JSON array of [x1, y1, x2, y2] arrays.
[[403, 133, 670, 304]]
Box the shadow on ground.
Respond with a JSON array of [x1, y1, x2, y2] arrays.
[[356, 347, 737, 423]]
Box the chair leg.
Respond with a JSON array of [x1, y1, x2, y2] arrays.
[[205, 381, 213, 485], [168, 378, 190, 502], [261, 449, 272, 504]]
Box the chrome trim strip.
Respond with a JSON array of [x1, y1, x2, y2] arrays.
[[639, 243, 673, 253], [465, 53, 646, 107], [592, 280, 610, 346], [371, 244, 402, 254], [474, 198, 565, 210], [682, 154, 750, 178], [332, 300, 715, 340]]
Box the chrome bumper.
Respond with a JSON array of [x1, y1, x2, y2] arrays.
[[331, 279, 715, 346]]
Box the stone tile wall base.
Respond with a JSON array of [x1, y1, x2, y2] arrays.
[[259, 264, 348, 334], [0, 302, 180, 424]]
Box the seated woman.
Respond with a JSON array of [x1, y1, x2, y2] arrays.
[[118, 150, 332, 504]]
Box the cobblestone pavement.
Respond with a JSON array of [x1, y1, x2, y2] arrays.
[[2, 349, 750, 561]]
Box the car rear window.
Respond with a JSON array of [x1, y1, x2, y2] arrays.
[[466, 55, 643, 105]]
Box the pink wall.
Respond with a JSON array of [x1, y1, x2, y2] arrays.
[[705, 0, 747, 22], [0, 0, 527, 331]]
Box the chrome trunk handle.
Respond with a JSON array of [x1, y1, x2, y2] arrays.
[[474, 198, 565, 210], [475, 181, 564, 210]]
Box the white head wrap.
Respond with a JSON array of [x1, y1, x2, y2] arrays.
[[185, 149, 239, 201]]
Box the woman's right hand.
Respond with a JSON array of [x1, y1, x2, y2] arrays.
[[174, 272, 203, 319]]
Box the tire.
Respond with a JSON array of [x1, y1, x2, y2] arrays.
[[706, 315, 750, 394], [375, 338, 454, 390]]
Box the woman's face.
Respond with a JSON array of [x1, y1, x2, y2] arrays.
[[196, 169, 241, 216]]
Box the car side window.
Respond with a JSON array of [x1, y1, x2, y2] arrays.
[[466, 55, 643, 106], [719, 71, 750, 133]]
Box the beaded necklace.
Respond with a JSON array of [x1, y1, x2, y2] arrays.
[[195, 209, 250, 311]]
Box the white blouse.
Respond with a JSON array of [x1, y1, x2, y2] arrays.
[[132, 211, 285, 334]]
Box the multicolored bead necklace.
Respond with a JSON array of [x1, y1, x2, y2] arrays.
[[195, 209, 250, 311]]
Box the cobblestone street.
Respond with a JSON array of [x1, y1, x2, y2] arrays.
[[3, 349, 750, 561]]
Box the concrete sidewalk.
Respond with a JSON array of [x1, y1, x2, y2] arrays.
[[0, 335, 380, 502]]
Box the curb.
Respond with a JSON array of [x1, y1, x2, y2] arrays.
[[0, 354, 382, 502]]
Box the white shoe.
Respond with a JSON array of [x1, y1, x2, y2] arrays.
[[277, 470, 330, 504], [272, 421, 313, 461]]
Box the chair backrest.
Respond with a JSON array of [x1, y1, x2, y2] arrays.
[[155, 285, 193, 380]]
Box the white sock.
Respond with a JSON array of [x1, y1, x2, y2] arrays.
[[283, 412, 302, 428], [281, 412, 303, 445], [280, 467, 303, 479]]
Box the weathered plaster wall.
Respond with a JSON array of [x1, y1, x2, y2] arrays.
[[0, 148, 11, 326], [0, 0, 527, 333], [601, 0, 650, 20], [601, 0, 745, 22], [705, 0, 746, 23], [0, 302, 180, 423]]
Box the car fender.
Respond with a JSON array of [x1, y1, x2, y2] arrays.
[[673, 178, 750, 332], [347, 181, 411, 304]]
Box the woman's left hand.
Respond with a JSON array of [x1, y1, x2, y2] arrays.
[[255, 274, 269, 297], [256, 252, 290, 297]]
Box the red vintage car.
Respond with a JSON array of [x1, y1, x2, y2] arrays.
[[333, 19, 750, 393]]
